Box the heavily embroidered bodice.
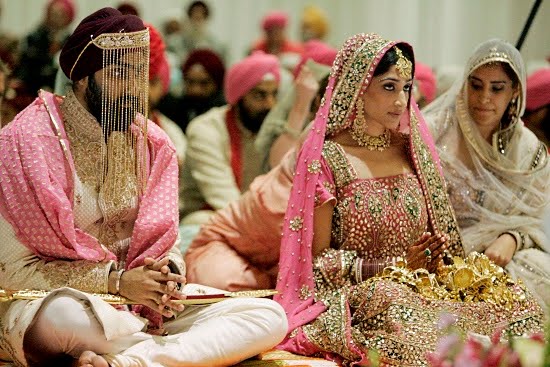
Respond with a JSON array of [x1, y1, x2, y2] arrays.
[[322, 140, 429, 259]]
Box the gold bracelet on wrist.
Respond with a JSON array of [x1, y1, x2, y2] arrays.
[[354, 258, 363, 284], [113, 269, 125, 295]]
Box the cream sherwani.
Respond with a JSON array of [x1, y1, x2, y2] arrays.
[[181, 106, 264, 224]]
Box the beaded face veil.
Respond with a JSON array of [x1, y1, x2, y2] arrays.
[[70, 29, 150, 220]]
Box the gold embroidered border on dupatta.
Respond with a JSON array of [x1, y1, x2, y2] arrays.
[[302, 292, 363, 363], [408, 111, 464, 258]]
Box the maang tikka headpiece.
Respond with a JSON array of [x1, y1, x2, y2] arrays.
[[395, 48, 412, 79]]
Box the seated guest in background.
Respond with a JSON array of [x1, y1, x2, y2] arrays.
[[523, 67, 550, 147], [185, 151, 296, 291], [0, 8, 287, 366], [257, 39, 336, 171], [185, 76, 329, 290], [116, 1, 140, 16], [250, 10, 303, 72], [166, 0, 227, 64], [146, 23, 188, 217], [147, 23, 187, 168], [14, 0, 75, 94], [299, 5, 330, 42], [275, 33, 544, 366], [424, 39, 550, 312], [0, 59, 8, 127], [180, 51, 280, 225], [158, 48, 226, 133], [0, 29, 19, 72], [414, 61, 437, 109]]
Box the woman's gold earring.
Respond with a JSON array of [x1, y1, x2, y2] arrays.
[[354, 98, 367, 129], [350, 98, 391, 151], [508, 97, 518, 122]]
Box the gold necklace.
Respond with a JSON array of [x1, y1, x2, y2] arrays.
[[350, 98, 391, 151], [350, 127, 391, 151]]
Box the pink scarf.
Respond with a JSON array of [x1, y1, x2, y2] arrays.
[[274, 34, 463, 360], [0, 91, 179, 269]]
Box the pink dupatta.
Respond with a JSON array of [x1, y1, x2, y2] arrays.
[[274, 34, 463, 359], [0, 91, 179, 269]]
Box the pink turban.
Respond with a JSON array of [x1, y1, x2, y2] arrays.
[[262, 10, 288, 31], [526, 68, 550, 112], [146, 23, 170, 95], [224, 51, 280, 105], [414, 62, 436, 104], [47, 0, 76, 26], [293, 39, 337, 78]]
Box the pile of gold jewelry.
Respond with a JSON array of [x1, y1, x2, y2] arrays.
[[375, 252, 526, 309]]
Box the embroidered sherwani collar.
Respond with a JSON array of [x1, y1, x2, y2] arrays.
[[61, 89, 103, 143], [60, 89, 105, 192]]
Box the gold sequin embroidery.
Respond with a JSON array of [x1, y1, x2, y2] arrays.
[[289, 216, 304, 232], [308, 159, 321, 174], [299, 284, 312, 300], [42, 260, 109, 293]]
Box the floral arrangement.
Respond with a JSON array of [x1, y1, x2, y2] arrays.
[[427, 313, 550, 367]]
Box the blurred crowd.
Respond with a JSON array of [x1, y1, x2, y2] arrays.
[[1, 0, 549, 236]]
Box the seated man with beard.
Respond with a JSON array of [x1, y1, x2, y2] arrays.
[[0, 8, 287, 366], [181, 51, 280, 225], [157, 48, 226, 134]]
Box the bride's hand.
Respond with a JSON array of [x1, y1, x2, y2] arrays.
[[406, 232, 447, 272], [484, 234, 516, 267]]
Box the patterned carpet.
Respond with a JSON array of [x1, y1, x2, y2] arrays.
[[0, 350, 340, 366], [234, 350, 340, 367]]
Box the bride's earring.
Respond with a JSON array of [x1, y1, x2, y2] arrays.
[[352, 98, 367, 134], [350, 98, 391, 151]]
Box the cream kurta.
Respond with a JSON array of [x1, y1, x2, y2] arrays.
[[181, 106, 264, 224]]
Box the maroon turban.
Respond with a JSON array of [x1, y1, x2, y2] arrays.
[[181, 49, 225, 89], [59, 7, 146, 81], [146, 23, 170, 94]]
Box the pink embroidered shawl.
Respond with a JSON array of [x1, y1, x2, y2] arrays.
[[0, 91, 179, 270], [274, 34, 463, 358]]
